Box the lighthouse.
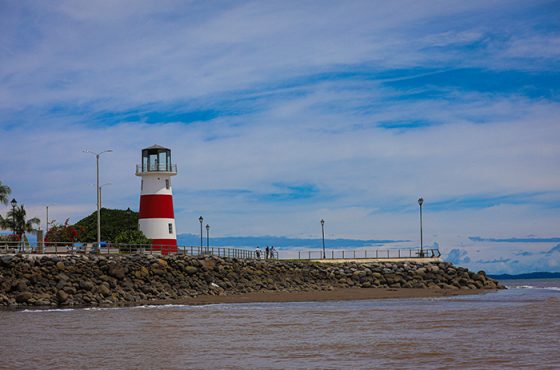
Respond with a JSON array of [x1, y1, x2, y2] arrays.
[[136, 145, 177, 254]]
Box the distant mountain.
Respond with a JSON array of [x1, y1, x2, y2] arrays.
[[489, 272, 560, 280], [176, 233, 408, 249]]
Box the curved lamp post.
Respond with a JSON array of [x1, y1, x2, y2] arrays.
[[418, 197, 424, 257], [83, 149, 112, 248], [321, 219, 325, 259]]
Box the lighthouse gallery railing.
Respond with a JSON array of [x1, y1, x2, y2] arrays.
[[136, 163, 177, 174]]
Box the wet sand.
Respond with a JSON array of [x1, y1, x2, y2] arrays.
[[142, 287, 493, 306]]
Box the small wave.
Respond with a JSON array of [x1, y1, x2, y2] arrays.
[[508, 285, 560, 291], [83, 306, 127, 311], [22, 308, 75, 313], [508, 285, 536, 289]]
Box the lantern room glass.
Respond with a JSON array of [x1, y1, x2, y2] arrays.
[[141, 148, 172, 172]]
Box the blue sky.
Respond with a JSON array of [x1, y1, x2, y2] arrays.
[[1, 0, 559, 274]]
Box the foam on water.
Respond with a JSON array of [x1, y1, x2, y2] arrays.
[[507, 285, 560, 291], [22, 308, 76, 313]]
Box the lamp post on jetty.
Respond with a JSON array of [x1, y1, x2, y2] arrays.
[[418, 197, 424, 258], [206, 224, 210, 249], [321, 219, 326, 259], [83, 149, 112, 248], [11, 198, 17, 235], [45, 205, 49, 243], [199, 216, 204, 249]]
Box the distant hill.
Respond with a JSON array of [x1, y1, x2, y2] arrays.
[[75, 208, 138, 242], [489, 272, 560, 280]]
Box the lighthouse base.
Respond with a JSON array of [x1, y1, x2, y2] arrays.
[[151, 239, 178, 255]]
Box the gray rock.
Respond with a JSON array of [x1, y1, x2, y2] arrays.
[[57, 290, 69, 302], [185, 266, 198, 275], [15, 291, 33, 303]]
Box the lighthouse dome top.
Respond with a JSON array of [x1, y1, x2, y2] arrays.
[[136, 144, 177, 176], [143, 144, 170, 151]]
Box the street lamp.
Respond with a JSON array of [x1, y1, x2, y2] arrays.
[[10, 198, 17, 235], [206, 224, 210, 249], [99, 182, 112, 208], [321, 219, 325, 259], [418, 197, 424, 257], [199, 216, 203, 249], [83, 149, 112, 248], [45, 205, 49, 241]]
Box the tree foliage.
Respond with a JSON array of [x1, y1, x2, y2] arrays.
[[75, 208, 139, 242], [45, 219, 86, 246], [0, 204, 40, 241], [0, 181, 11, 205], [114, 229, 150, 246]]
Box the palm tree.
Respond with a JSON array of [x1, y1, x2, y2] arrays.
[[0, 181, 11, 205], [0, 204, 40, 248]]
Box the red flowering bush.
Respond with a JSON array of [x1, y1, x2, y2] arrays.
[[45, 219, 85, 246], [0, 234, 20, 242]]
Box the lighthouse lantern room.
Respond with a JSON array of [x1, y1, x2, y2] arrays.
[[136, 145, 178, 254]]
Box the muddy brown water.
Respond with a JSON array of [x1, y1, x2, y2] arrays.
[[0, 280, 559, 369]]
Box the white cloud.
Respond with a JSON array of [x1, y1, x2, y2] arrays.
[[0, 0, 559, 273]]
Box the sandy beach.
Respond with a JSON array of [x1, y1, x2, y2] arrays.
[[141, 287, 493, 306]]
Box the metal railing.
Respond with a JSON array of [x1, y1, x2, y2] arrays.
[[0, 241, 257, 259], [177, 246, 259, 259], [136, 163, 177, 174], [297, 248, 441, 260]]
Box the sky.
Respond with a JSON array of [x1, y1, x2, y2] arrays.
[[1, 0, 559, 274]]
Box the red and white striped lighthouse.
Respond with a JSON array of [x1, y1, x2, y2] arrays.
[[136, 145, 177, 254]]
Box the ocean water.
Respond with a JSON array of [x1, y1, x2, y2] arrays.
[[0, 280, 559, 369]]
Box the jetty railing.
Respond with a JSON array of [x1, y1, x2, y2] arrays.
[[0, 241, 258, 259], [297, 248, 441, 260]]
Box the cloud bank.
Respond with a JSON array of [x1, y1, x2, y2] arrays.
[[1, 0, 559, 274]]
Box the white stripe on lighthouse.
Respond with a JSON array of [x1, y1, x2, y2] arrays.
[[139, 218, 177, 240], [141, 175, 173, 196]]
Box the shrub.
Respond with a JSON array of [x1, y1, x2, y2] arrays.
[[114, 229, 150, 250], [45, 219, 85, 246]]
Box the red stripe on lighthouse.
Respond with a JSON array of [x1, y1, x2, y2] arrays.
[[151, 239, 178, 255], [139, 194, 175, 219]]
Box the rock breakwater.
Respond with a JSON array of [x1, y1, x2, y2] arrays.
[[0, 254, 503, 308]]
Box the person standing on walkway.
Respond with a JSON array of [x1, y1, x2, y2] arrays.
[[265, 246, 270, 259], [270, 246, 276, 259], [255, 246, 261, 259]]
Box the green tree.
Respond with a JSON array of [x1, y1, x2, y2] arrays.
[[114, 229, 150, 247], [0, 204, 40, 246], [75, 208, 139, 242], [0, 181, 11, 205]]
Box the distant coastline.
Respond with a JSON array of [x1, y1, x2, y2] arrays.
[[489, 272, 560, 280]]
